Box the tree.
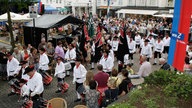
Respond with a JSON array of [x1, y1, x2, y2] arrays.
[[1, 0, 35, 51]]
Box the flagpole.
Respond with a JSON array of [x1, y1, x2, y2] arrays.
[[107, 0, 110, 19]]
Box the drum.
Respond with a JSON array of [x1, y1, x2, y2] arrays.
[[64, 62, 71, 71], [42, 72, 53, 86]]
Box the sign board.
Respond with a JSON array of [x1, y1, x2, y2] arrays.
[[29, 6, 38, 18], [171, 31, 184, 40]]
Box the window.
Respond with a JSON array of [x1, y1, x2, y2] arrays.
[[118, 0, 123, 5], [50, 0, 52, 3], [56, 0, 58, 3], [60, 0, 62, 3], [46, 0, 48, 3]]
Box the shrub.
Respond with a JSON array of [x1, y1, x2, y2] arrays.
[[144, 70, 177, 86], [164, 74, 192, 100], [142, 98, 159, 108]]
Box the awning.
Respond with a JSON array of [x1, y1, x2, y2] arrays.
[[153, 14, 173, 18], [116, 9, 158, 15]]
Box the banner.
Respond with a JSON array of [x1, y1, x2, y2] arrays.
[[168, 0, 192, 71]]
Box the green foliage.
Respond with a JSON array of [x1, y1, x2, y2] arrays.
[[164, 74, 192, 100], [108, 103, 136, 108], [144, 70, 177, 86], [128, 88, 145, 105], [142, 98, 159, 108]]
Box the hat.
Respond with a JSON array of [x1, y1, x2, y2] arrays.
[[19, 79, 28, 84], [144, 39, 149, 42], [19, 60, 28, 66], [56, 56, 63, 61], [24, 65, 34, 75], [75, 58, 82, 62], [6, 52, 13, 57]]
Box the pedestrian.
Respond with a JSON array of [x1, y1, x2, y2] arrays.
[[54, 57, 66, 93], [73, 58, 87, 102], [128, 36, 136, 65], [140, 39, 152, 61]]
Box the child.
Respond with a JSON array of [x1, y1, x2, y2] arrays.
[[126, 64, 135, 75]]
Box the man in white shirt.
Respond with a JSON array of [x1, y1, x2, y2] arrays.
[[73, 58, 87, 102], [65, 44, 76, 76], [99, 50, 114, 75], [153, 37, 164, 65], [140, 39, 152, 61], [137, 56, 152, 78], [7, 52, 20, 96], [39, 48, 49, 72], [148, 34, 155, 50], [163, 33, 170, 56], [7, 52, 20, 79], [128, 37, 136, 65], [24, 65, 44, 108], [54, 57, 66, 93], [135, 32, 141, 50]]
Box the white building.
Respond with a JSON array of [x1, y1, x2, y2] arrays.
[[41, 0, 97, 17], [97, 0, 175, 17]]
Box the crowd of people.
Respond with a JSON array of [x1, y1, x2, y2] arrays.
[[1, 15, 192, 108]]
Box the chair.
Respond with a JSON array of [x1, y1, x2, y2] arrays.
[[73, 105, 87, 108], [47, 98, 67, 108]]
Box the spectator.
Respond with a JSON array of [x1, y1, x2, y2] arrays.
[[12, 47, 23, 62], [159, 58, 171, 71], [0, 47, 8, 80], [137, 55, 152, 78], [54, 41, 64, 59], [108, 68, 122, 87], [118, 69, 131, 96], [84, 71, 94, 91], [101, 78, 119, 107], [29, 47, 39, 71], [85, 80, 100, 108]]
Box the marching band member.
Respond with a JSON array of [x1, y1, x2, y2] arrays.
[[163, 33, 170, 58], [24, 65, 44, 108], [99, 50, 114, 75], [73, 58, 87, 102], [39, 48, 49, 73], [17, 60, 29, 81], [54, 57, 66, 93], [135, 32, 141, 50], [7, 52, 20, 96], [153, 37, 164, 65], [90, 39, 95, 70], [140, 39, 152, 62], [65, 44, 76, 76], [148, 34, 155, 50], [111, 36, 119, 56], [128, 37, 136, 65]]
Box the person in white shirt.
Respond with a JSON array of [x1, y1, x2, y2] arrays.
[[148, 34, 155, 50], [73, 58, 87, 102], [65, 44, 76, 76], [128, 37, 136, 65], [135, 33, 141, 50], [99, 50, 114, 75], [17, 60, 29, 81], [163, 33, 170, 55], [38, 48, 49, 72], [90, 40, 95, 70], [54, 57, 66, 93], [24, 65, 44, 108], [153, 37, 164, 65], [7, 52, 20, 80], [137, 56, 152, 78], [140, 39, 152, 61], [111, 36, 119, 56]]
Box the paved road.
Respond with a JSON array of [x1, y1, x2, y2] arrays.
[[0, 39, 161, 108]]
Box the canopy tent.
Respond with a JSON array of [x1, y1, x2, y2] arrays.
[[24, 14, 84, 48], [0, 12, 23, 21], [25, 14, 83, 29], [116, 9, 158, 15], [12, 13, 41, 22], [153, 14, 173, 18]]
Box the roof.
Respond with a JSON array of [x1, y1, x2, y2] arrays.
[[116, 9, 158, 15], [24, 14, 83, 29]]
